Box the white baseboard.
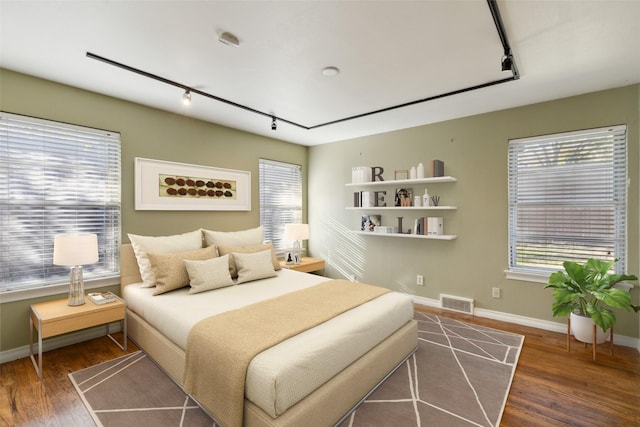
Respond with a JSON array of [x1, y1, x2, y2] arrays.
[[412, 296, 640, 350], [0, 322, 122, 365]]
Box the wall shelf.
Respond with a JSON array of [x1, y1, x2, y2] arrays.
[[345, 176, 457, 187], [351, 230, 457, 240], [346, 206, 456, 211]]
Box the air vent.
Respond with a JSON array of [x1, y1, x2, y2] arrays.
[[440, 294, 474, 315]]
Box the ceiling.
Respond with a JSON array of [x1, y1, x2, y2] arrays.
[[1, 1, 639, 146]]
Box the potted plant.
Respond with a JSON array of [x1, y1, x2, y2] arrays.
[[545, 258, 638, 343]]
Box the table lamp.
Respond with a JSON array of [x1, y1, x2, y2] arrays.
[[53, 234, 99, 306], [284, 224, 309, 265]]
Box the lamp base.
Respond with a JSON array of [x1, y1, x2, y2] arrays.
[[68, 265, 86, 306], [293, 241, 301, 264]]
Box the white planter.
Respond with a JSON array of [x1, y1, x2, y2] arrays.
[[570, 312, 610, 344]]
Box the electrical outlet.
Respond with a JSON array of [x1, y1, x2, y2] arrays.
[[417, 275, 424, 286], [492, 287, 501, 298]]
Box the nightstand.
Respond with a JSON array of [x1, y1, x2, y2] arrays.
[[29, 294, 127, 379], [280, 257, 326, 274]]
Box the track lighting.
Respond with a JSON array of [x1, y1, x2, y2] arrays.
[[271, 116, 277, 131], [182, 90, 191, 106], [501, 54, 513, 72]]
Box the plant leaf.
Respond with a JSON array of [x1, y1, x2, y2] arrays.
[[586, 304, 616, 331], [593, 288, 632, 310]]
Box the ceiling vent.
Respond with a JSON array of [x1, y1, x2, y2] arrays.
[[440, 294, 474, 315]]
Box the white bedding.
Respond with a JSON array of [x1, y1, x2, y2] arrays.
[[123, 269, 413, 417]]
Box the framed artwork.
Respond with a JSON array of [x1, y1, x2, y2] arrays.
[[135, 157, 251, 211]]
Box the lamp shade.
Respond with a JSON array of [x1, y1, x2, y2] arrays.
[[283, 224, 309, 241], [53, 234, 99, 266]]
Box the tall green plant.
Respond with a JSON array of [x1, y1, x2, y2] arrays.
[[545, 258, 638, 332]]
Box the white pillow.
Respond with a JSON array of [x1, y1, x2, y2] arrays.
[[128, 230, 203, 287], [185, 255, 235, 294], [202, 226, 264, 247], [233, 250, 277, 284]]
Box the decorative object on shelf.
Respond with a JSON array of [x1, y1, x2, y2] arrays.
[[397, 217, 404, 234], [354, 191, 376, 208], [372, 166, 384, 182], [409, 166, 417, 180], [374, 226, 396, 234], [351, 166, 372, 184], [422, 188, 430, 206], [283, 223, 309, 265], [414, 196, 422, 207], [544, 258, 638, 345], [430, 159, 444, 177], [395, 188, 413, 207], [394, 170, 409, 180], [417, 162, 425, 179], [427, 217, 444, 235], [431, 195, 440, 206], [361, 215, 381, 232], [53, 233, 99, 306]]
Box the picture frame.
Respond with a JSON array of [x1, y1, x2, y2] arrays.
[[284, 250, 295, 265], [135, 157, 251, 211]]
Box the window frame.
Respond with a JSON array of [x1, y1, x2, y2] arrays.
[[506, 125, 628, 282], [0, 112, 121, 302], [258, 158, 303, 257]]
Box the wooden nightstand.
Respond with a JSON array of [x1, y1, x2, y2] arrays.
[[29, 294, 127, 379], [280, 257, 326, 273]]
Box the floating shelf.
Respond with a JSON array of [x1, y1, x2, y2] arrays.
[[345, 176, 457, 187], [346, 206, 456, 211], [351, 230, 457, 240]]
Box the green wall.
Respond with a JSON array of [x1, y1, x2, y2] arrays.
[[0, 69, 308, 352], [1, 68, 638, 354], [308, 84, 640, 338]]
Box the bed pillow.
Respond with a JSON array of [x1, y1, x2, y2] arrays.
[[233, 250, 277, 284], [217, 243, 281, 278], [148, 245, 218, 295], [202, 226, 264, 247], [185, 255, 235, 294], [128, 230, 204, 287]]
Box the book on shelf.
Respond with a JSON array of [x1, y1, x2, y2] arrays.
[[88, 292, 116, 305]]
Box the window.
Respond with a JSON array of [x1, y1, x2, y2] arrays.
[[259, 159, 302, 255], [0, 112, 121, 296], [508, 125, 628, 279]]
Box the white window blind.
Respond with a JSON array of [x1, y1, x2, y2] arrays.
[[259, 159, 302, 255], [0, 112, 121, 293], [508, 125, 627, 276]]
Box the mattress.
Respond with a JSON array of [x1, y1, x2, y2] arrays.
[[123, 269, 413, 417]]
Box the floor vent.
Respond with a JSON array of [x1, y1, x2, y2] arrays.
[[440, 294, 474, 315]]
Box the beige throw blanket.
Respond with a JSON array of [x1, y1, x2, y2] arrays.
[[183, 279, 390, 427]]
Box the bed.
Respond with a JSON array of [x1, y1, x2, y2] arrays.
[[120, 234, 417, 427]]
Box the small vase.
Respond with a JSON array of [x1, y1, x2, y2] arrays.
[[417, 163, 425, 179], [409, 167, 417, 180], [396, 217, 403, 234]]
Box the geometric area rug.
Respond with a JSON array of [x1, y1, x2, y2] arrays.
[[69, 351, 214, 427], [70, 311, 523, 427], [338, 312, 524, 427]]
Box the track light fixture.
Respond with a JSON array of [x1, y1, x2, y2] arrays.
[[182, 90, 191, 106], [501, 54, 513, 72], [271, 116, 277, 131]]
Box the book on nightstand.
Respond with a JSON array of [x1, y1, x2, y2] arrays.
[[88, 292, 116, 305]]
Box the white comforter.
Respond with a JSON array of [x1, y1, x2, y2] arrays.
[[123, 269, 413, 417]]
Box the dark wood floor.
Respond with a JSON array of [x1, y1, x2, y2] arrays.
[[1, 307, 639, 426]]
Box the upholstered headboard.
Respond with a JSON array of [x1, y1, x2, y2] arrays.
[[120, 244, 142, 291]]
